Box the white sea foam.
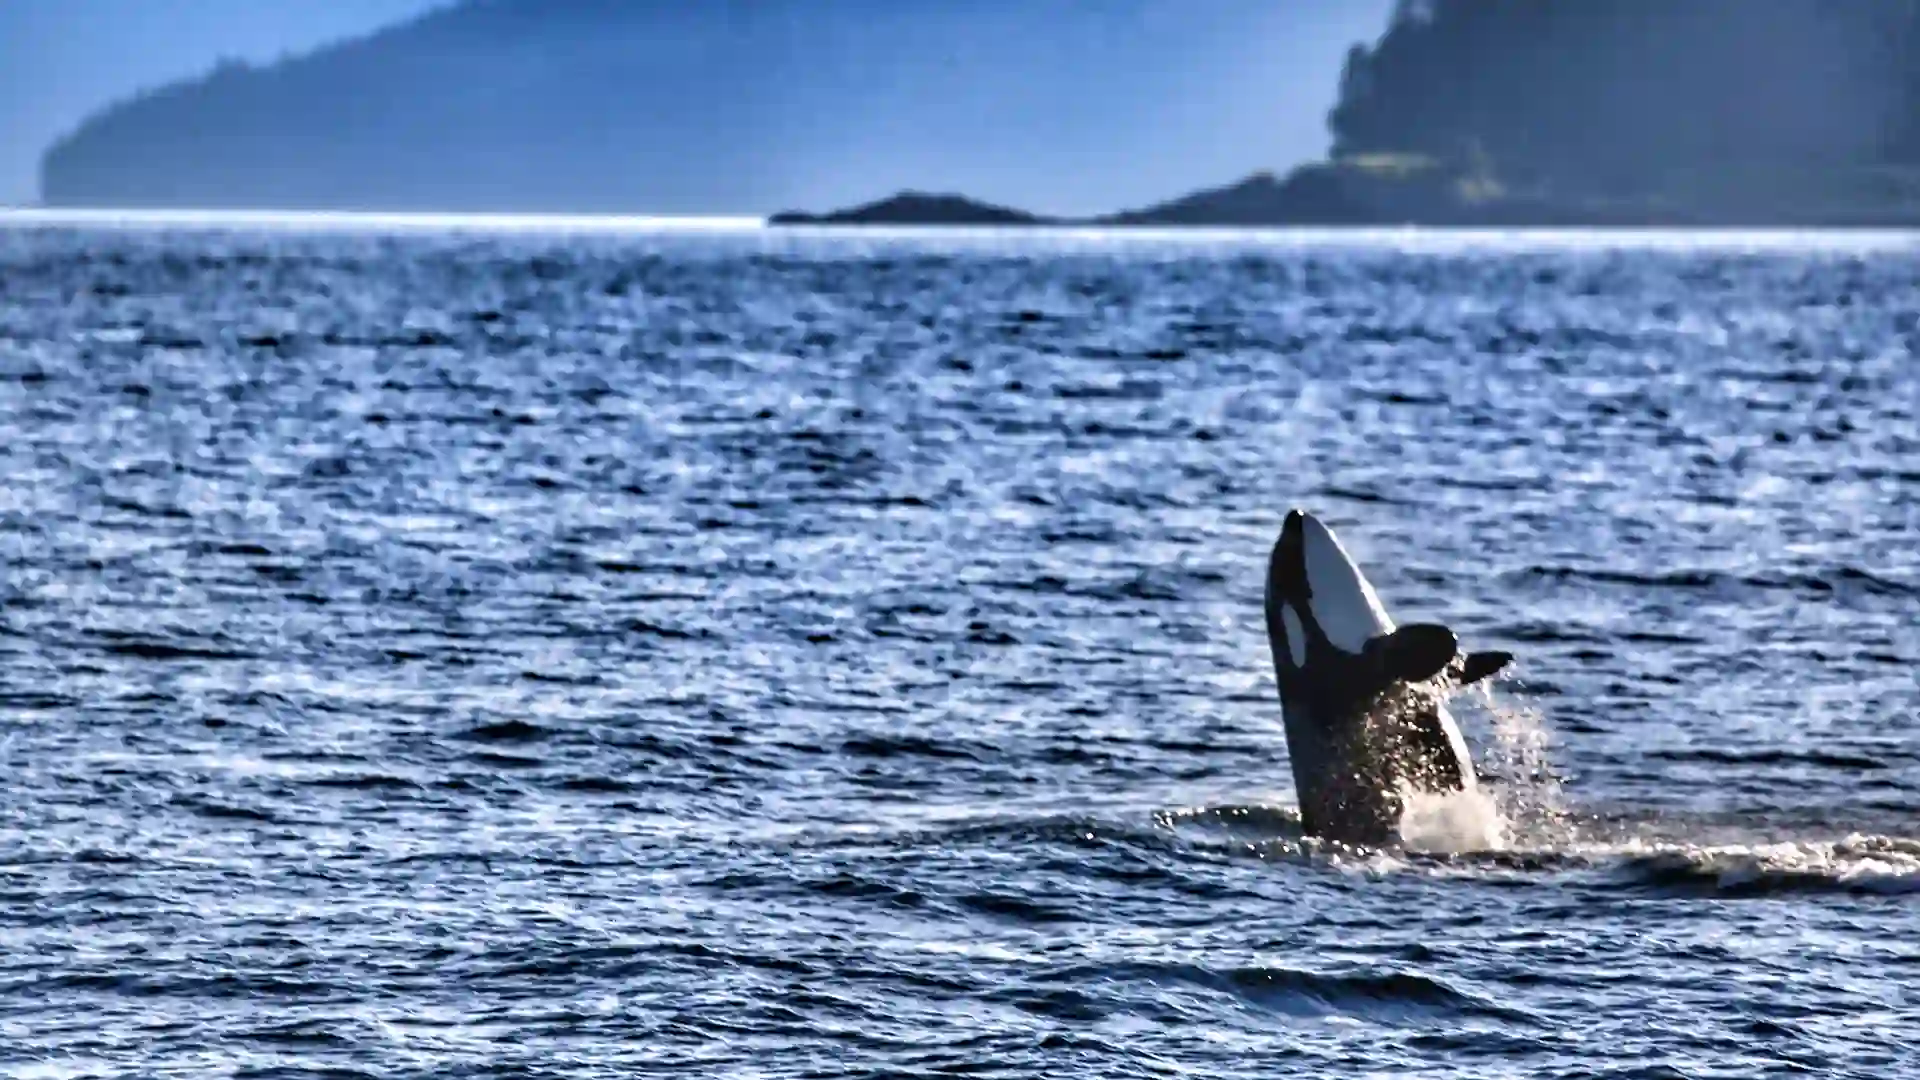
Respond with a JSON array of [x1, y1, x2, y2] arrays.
[[1396, 785, 1508, 853], [1578, 832, 1920, 894]]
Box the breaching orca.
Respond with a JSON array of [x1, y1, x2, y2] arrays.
[[1263, 509, 1511, 846]]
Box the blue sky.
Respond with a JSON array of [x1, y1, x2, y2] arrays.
[[0, 0, 1392, 209]]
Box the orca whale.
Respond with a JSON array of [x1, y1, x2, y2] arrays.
[[1263, 509, 1511, 846]]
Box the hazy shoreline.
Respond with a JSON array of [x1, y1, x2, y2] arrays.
[[766, 170, 1920, 232], [9, 207, 1920, 250]]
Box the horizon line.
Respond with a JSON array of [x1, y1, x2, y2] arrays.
[[0, 206, 770, 233], [6, 206, 1920, 252]]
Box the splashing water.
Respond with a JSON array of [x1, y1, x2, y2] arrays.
[[1395, 680, 1572, 853], [1472, 682, 1575, 844], [1363, 683, 1920, 890], [1396, 785, 1508, 853]]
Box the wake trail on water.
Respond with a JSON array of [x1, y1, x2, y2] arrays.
[[1157, 685, 1920, 893], [818, 683, 1920, 895], [1376, 686, 1920, 892]]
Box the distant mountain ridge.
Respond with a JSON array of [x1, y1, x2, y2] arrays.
[[45, 0, 1920, 225], [39, 0, 1322, 216]]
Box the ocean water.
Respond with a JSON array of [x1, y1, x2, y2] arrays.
[[0, 218, 1916, 1078]]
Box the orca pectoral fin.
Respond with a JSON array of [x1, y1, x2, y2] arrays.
[[1370, 623, 1458, 684], [1458, 650, 1513, 686]]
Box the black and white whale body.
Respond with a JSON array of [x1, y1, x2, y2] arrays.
[[1264, 509, 1512, 846]]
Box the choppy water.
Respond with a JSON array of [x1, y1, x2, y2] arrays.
[[1, 218, 1916, 1078]]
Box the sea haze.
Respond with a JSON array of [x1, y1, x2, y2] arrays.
[[0, 217, 1916, 1077]]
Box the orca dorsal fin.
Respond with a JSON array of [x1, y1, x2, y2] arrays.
[[1367, 623, 1458, 685], [1458, 650, 1513, 686]]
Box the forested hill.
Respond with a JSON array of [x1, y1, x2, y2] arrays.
[[46, 0, 1920, 223], [38, 0, 1323, 215], [1326, 0, 1920, 216]]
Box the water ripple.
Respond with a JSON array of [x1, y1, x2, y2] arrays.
[[0, 223, 1915, 1077]]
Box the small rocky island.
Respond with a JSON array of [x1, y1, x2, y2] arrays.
[[768, 192, 1048, 226], [766, 164, 1717, 229]]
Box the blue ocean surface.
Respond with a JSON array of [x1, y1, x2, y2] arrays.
[[0, 217, 1915, 1078]]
